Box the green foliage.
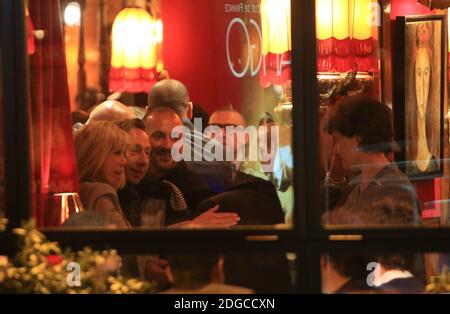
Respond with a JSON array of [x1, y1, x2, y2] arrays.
[[0, 219, 154, 294]]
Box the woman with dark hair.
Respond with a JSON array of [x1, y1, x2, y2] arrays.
[[324, 95, 421, 224]]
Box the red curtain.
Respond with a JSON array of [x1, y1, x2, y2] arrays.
[[28, 0, 79, 227]]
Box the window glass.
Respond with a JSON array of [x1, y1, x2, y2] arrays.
[[319, 1, 450, 229], [27, 0, 293, 230], [146, 251, 296, 294], [0, 27, 4, 219], [321, 250, 450, 294]]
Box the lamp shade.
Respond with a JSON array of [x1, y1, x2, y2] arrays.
[[332, 0, 350, 41], [316, 0, 354, 72], [260, 0, 291, 87], [316, 0, 333, 71], [109, 8, 162, 93], [350, 0, 371, 40], [316, 0, 378, 73], [350, 0, 374, 72]]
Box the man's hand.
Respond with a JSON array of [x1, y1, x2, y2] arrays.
[[191, 205, 240, 227], [329, 139, 346, 182]]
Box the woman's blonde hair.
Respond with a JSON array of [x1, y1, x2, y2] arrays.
[[75, 121, 130, 189]]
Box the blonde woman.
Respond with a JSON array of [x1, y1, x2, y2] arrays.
[[75, 121, 131, 227]]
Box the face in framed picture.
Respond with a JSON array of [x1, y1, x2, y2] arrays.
[[395, 15, 445, 178]]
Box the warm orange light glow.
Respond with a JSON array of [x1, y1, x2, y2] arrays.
[[448, 15, 450, 52], [111, 8, 157, 70], [332, 0, 349, 40], [316, 0, 350, 40], [260, 0, 291, 55], [316, 0, 375, 72], [153, 19, 163, 45], [350, 0, 372, 40], [316, 0, 333, 40], [53, 192, 85, 226], [109, 8, 163, 92], [26, 5, 35, 55]]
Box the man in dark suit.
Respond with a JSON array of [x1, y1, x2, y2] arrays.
[[141, 107, 239, 227], [147, 79, 236, 193], [200, 108, 285, 225], [196, 171, 284, 225], [199, 108, 290, 293]]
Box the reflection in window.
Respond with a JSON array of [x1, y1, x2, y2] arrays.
[[26, 0, 293, 229], [320, 90, 450, 228], [0, 34, 4, 219], [321, 251, 450, 294], [28, 1, 79, 227], [318, 2, 449, 229], [322, 95, 422, 227], [132, 252, 294, 294]]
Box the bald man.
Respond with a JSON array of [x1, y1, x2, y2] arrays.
[[147, 79, 235, 194], [72, 100, 137, 135], [147, 79, 216, 162], [73, 100, 136, 135], [87, 100, 136, 123], [147, 79, 192, 119], [209, 109, 245, 125], [142, 108, 215, 210], [144, 108, 185, 178]]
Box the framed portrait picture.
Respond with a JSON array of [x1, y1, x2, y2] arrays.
[[394, 15, 445, 179]]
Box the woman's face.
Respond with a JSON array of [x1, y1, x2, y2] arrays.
[[97, 146, 127, 190], [415, 47, 431, 119]]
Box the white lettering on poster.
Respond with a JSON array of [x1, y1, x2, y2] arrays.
[[224, 3, 260, 14], [226, 17, 262, 78], [224, 2, 291, 79]]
